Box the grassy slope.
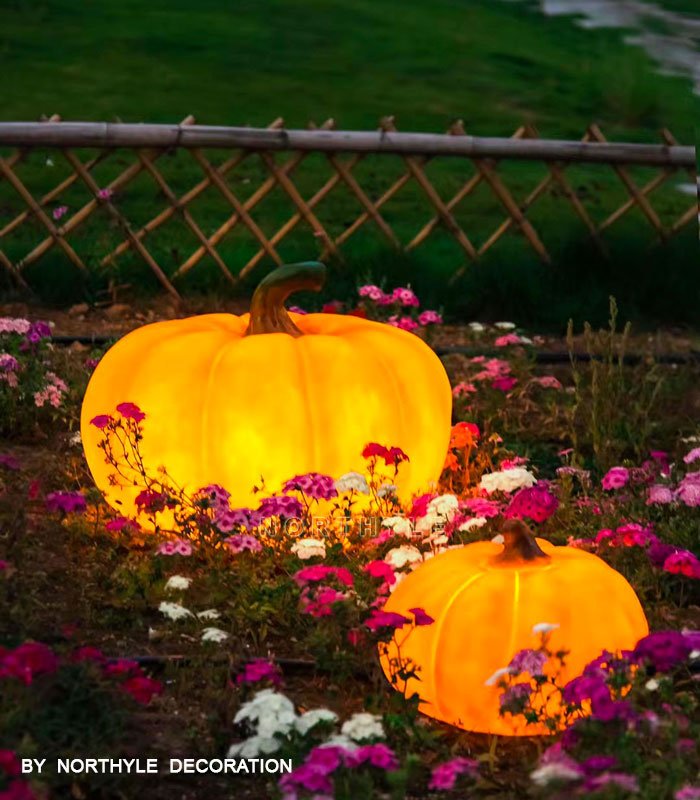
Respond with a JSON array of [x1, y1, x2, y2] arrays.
[[0, 0, 698, 326]]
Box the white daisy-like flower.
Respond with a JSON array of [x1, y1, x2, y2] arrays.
[[201, 627, 228, 643], [384, 544, 423, 569], [294, 708, 338, 735], [532, 622, 559, 635], [531, 762, 582, 786], [459, 516, 488, 532], [381, 516, 413, 537], [494, 321, 516, 330], [291, 538, 327, 560], [468, 322, 486, 332], [158, 601, 193, 621], [484, 666, 511, 686], [340, 712, 385, 742], [164, 575, 192, 592], [479, 467, 536, 494], [227, 735, 281, 758], [427, 493, 459, 520], [197, 609, 220, 621], [334, 472, 370, 494]]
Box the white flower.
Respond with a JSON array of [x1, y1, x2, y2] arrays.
[[234, 689, 298, 739], [201, 627, 228, 643], [427, 493, 459, 520], [519, 336, 533, 345], [384, 545, 423, 569], [197, 609, 220, 620], [532, 622, 559, 635], [321, 734, 357, 750], [495, 321, 516, 330], [459, 516, 488, 532], [490, 533, 504, 543], [531, 763, 582, 786], [158, 601, 193, 621], [227, 735, 281, 758], [468, 322, 485, 332], [645, 679, 659, 692], [479, 467, 536, 494], [334, 472, 370, 494], [377, 483, 397, 498], [413, 510, 440, 533], [381, 516, 413, 537], [294, 708, 338, 735], [164, 575, 192, 592], [484, 666, 511, 686], [291, 538, 327, 560], [69, 431, 82, 446], [340, 712, 384, 742], [690, 650, 700, 661]]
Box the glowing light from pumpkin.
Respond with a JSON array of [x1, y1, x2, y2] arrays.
[[81, 262, 452, 517]]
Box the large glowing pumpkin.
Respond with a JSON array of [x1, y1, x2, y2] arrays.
[[81, 262, 452, 516], [379, 520, 648, 736]]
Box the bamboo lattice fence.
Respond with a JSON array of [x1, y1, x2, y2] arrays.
[[0, 116, 697, 299]]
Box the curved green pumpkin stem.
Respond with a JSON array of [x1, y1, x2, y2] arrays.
[[495, 519, 550, 563], [245, 262, 326, 337]]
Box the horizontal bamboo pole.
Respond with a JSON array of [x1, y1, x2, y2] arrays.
[[0, 122, 695, 167]]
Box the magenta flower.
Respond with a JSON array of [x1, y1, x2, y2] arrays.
[[491, 376, 518, 392], [358, 284, 386, 301], [408, 607, 434, 626], [282, 472, 338, 501], [362, 442, 409, 466], [647, 484, 674, 505], [601, 466, 630, 490], [71, 646, 105, 664], [505, 483, 558, 523], [97, 187, 113, 200], [236, 658, 282, 687], [391, 287, 420, 307], [0, 750, 21, 777], [499, 681, 532, 711], [494, 333, 524, 347], [364, 610, 410, 631], [156, 539, 192, 556], [90, 414, 113, 429], [676, 477, 700, 507], [388, 315, 419, 332], [45, 491, 86, 514], [683, 447, 700, 464], [418, 310, 442, 326], [134, 489, 170, 512], [364, 560, 396, 586], [508, 647, 548, 676], [452, 381, 477, 397], [294, 565, 354, 587], [347, 742, 399, 770], [0, 454, 20, 471], [0, 642, 58, 684], [585, 772, 639, 793], [460, 497, 502, 518], [676, 786, 700, 800], [122, 675, 163, 705], [300, 584, 350, 617], [663, 550, 700, 579], [52, 205, 68, 221], [105, 516, 140, 532], [116, 402, 146, 422], [215, 507, 261, 532], [428, 757, 479, 790]]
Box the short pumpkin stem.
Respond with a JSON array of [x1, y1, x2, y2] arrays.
[[245, 262, 326, 337], [496, 519, 550, 563]]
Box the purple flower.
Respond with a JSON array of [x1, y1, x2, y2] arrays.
[[428, 757, 478, 790], [633, 631, 692, 672], [224, 534, 262, 554], [508, 648, 548, 676], [282, 472, 338, 501], [581, 755, 618, 774], [601, 466, 629, 490], [0, 354, 19, 372], [215, 507, 261, 532], [45, 491, 86, 514], [258, 494, 303, 519], [347, 742, 399, 770]]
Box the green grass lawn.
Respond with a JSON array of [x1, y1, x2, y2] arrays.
[[0, 0, 698, 327]]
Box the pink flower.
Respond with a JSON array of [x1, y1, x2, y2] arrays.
[[258, 494, 303, 519], [288, 305, 307, 315], [97, 187, 113, 200], [224, 534, 262, 554], [116, 402, 146, 422], [300, 584, 349, 617], [601, 466, 630, 491], [460, 497, 502, 517], [0, 454, 20, 471], [428, 757, 479, 790], [52, 205, 68, 220], [156, 539, 192, 556], [0, 750, 21, 777], [71, 646, 105, 664], [491, 376, 518, 392], [418, 310, 442, 326], [683, 448, 700, 464], [663, 550, 700, 579], [452, 381, 476, 397], [90, 414, 113, 429], [236, 658, 282, 687], [676, 786, 700, 800], [494, 333, 524, 347], [387, 315, 419, 332], [362, 443, 409, 466], [676, 477, 700, 507], [364, 610, 410, 631], [347, 743, 399, 770], [358, 284, 386, 302], [0, 642, 58, 684], [531, 375, 563, 389], [105, 516, 140, 532], [508, 648, 547, 676], [390, 287, 420, 307], [647, 484, 674, 505], [364, 560, 396, 585], [294, 565, 354, 587]]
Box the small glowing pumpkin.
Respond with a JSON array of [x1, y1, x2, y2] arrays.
[[379, 520, 649, 736], [81, 262, 452, 515]]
